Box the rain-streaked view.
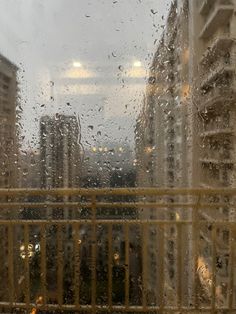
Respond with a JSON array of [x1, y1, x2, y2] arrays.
[[0, 0, 236, 313]]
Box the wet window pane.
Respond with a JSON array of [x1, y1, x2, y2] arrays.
[[0, 0, 236, 312]]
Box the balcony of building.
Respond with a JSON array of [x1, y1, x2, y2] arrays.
[[0, 188, 234, 313], [197, 86, 236, 112], [199, 0, 232, 15], [200, 60, 234, 90], [200, 35, 233, 67], [199, 3, 234, 39], [199, 0, 215, 15]]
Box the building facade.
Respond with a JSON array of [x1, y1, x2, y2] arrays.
[[0, 54, 18, 189], [40, 114, 81, 189], [0, 53, 19, 302], [40, 114, 81, 217], [136, 0, 236, 307]]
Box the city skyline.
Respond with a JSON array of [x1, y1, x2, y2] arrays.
[[0, 0, 171, 151]]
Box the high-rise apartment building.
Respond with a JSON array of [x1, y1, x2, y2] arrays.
[[40, 114, 81, 189], [0, 54, 18, 302], [135, 0, 191, 304], [40, 114, 81, 217], [189, 0, 236, 304], [136, 0, 236, 306], [39, 114, 81, 294], [0, 53, 18, 189], [189, 0, 236, 190]]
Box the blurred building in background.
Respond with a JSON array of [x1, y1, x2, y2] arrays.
[[81, 143, 135, 187], [40, 114, 81, 190], [0, 53, 19, 301], [0, 53, 18, 189], [136, 0, 236, 306], [40, 114, 81, 219]]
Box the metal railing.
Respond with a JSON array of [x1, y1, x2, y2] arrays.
[[0, 188, 235, 313]]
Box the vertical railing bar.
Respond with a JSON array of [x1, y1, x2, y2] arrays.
[[57, 224, 63, 307], [158, 224, 164, 314], [108, 224, 112, 309], [73, 222, 80, 308], [40, 223, 47, 305], [91, 195, 97, 314], [7, 224, 14, 305], [24, 224, 30, 309], [125, 223, 130, 308], [193, 194, 201, 309], [177, 223, 182, 309], [142, 223, 147, 310], [229, 225, 235, 310], [211, 225, 217, 313]]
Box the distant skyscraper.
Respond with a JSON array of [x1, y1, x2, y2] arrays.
[[40, 114, 81, 190]]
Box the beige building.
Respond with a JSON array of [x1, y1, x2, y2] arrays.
[[136, 0, 236, 307], [135, 0, 191, 304], [189, 0, 236, 305]]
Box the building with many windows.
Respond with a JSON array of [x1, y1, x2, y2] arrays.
[[40, 114, 81, 217], [136, 0, 236, 306], [0, 53, 19, 301], [0, 53, 18, 189]]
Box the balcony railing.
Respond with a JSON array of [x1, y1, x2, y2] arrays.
[[0, 188, 235, 313]]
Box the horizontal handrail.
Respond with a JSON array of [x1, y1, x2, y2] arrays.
[[0, 187, 235, 196]]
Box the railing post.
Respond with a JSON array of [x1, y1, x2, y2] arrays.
[[108, 223, 112, 310], [7, 225, 14, 306], [157, 224, 164, 313], [73, 222, 80, 309], [24, 223, 30, 310], [91, 195, 97, 314], [177, 223, 182, 309], [124, 223, 130, 309], [229, 223, 235, 310], [211, 225, 217, 313], [142, 222, 148, 310], [40, 223, 47, 306], [57, 224, 63, 307], [193, 194, 201, 310]]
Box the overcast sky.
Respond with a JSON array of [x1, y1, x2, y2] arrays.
[[0, 0, 171, 150]]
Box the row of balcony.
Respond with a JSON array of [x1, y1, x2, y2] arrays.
[[199, 2, 234, 39]]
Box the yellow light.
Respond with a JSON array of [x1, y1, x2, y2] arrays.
[[104, 147, 108, 152], [92, 147, 97, 152], [114, 253, 120, 261], [30, 308, 37, 314], [36, 296, 43, 304], [183, 48, 189, 64], [176, 212, 180, 221], [182, 84, 190, 99], [118, 147, 123, 152], [145, 146, 153, 153], [73, 61, 82, 68], [133, 61, 142, 67], [98, 147, 103, 152]]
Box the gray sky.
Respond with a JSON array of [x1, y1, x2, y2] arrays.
[[0, 0, 171, 150]]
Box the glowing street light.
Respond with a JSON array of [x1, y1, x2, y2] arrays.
[[73, 61, 82, 68], [133, 60, 142, 67]]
